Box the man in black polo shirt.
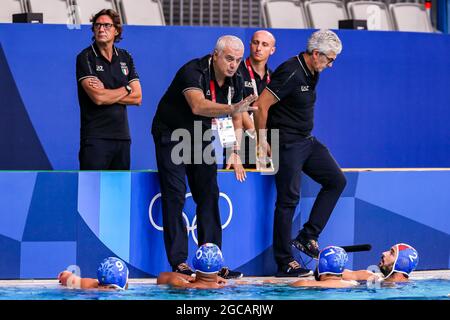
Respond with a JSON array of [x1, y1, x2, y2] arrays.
[[76, 9, 142, 170], [152, 35, 256, 279], [254, 30, 347, 277], [228, 30, 276, 170]]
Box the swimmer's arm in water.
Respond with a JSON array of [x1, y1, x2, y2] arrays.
[[290, 279, 324, 287], [217, 276, 227, 285], [157, 272, 194, 285], [58, 271, 99, 289], [342, 269, 378, 281], [290, 279, 358, 288]]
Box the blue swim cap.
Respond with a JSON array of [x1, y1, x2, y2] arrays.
[[317, 246, 348, 277], [390, 243, 419, 278], [97, 257, 129, 290], [192, 243, 224, 274]]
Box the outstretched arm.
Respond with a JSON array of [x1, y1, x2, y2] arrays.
[[157, 272, 194, 285], [184, 90, 257, 117], [58, 271, 99, 289], [342, 269, 378, 281]]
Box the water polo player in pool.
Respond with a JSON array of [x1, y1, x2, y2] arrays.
[[157, 243, 228, 289], [58, 257, 129, 290], [290, 246, 359, 288], [342, 243, 419, 283]]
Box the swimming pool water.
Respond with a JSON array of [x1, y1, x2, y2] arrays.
[[0, 279, 449, 300]]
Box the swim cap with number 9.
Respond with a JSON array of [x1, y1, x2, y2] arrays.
[[97, 257, 129, 289]]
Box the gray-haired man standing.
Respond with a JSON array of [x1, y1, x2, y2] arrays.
[[152, 35, 256, 279], [254, 30, 347, 277]]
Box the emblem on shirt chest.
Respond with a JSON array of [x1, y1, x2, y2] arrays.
[[96, 65, 104, 72], [300, 85, 310, 92], [244, 81, 253, 88], [120, 62, 129, 76]]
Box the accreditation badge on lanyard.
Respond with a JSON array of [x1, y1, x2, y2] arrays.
[[210, 79, 236, 148]]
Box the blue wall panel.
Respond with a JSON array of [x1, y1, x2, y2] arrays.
[[0, 170, 448, 279], [22, 173, 78, 242], [0, 172, 37, 241], [0, 25, 449, 169], [20, 241, 77, 279]]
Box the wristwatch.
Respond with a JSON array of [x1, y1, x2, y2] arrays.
[[125, 85, 132, 95]]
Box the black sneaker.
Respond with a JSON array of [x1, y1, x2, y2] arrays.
[[218, 267, 243, 279], [173, 263, 195, 276], [291, 236, 320, 259], [275, 260, 312, 278]]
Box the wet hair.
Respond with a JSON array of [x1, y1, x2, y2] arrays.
[[214, 35, 244, 55], [307, 29, 342, 55], [90, 9, 123, 43], [314, 268, 320, 281]]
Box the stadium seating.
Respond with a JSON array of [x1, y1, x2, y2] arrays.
[[26, 0, 74, 24], [74, 0, 115, 24], [390, 2, 434, 32], [1, 0, 26, 23], [304, 0, 348, 29], [261, 0, 309, 28], [347, 0, 394, 31], [1, 0, 437, 33], [118, 0, 165, 25]]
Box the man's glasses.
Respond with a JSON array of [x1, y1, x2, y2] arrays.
[[94, 23, 114, 30], [319, 52, 335, 66]]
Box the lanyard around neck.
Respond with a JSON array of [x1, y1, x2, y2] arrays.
[[209, 57, 231, 105], [245, 57, 270, 97]]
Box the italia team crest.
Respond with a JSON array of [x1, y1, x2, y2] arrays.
[[120, 62, 129, 76]]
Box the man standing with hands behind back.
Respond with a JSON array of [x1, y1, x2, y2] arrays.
[[76, 9, 142, 170]]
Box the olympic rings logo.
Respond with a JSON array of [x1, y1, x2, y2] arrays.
[[148, 192, 233, 245]]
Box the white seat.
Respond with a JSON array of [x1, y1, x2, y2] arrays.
[[27, 0, 73, 24], [118, 0, 165, 25], [347, 1, 393, 31], [390, 3, 433, 33], [74, 0, 115, 24], [304, 0, 347, 29], [0, 0, 26, 23], [262, 0, 309, 29]]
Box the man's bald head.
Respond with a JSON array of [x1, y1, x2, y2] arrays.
[[249, 30, 276, 64], [251, 30, 276, 47]]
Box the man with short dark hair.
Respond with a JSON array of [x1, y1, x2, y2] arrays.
[[76, 9, 142, 170]]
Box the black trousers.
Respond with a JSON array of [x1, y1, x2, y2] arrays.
[[79, 138, 131, 170], [153, 131, 222, 268], [273, 135, 347, 266]]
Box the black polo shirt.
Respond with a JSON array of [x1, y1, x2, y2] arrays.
[[152, 54, 244, 135], [238, 58, 272, 97], [76, 42, 139, 140], [266, 52, 319, 137]]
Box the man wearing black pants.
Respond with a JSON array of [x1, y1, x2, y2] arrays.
[[76, 9, 142, 170], [254, 30, 347, 277], [152, 35, 256, 279]]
